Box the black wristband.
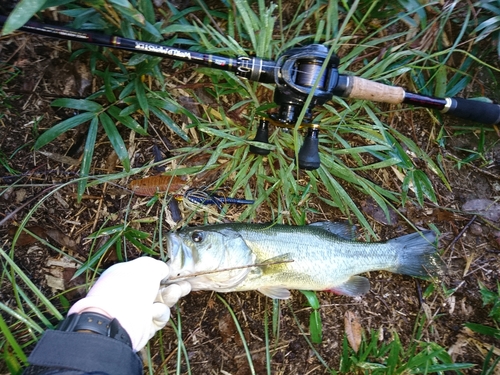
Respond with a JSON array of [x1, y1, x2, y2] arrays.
[[57, 312, 132, 348]]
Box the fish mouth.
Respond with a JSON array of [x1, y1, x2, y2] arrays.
[[165, 233, 181, 262], [165, 233, 195, 279]]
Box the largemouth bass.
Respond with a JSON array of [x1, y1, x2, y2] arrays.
[[165, 222, 442, 299]]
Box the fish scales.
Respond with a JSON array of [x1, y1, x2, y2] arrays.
[[165, 222, 442, 299], [237, 225, 396, 286]]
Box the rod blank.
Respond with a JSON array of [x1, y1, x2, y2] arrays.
[[0, 15, 277, 83]]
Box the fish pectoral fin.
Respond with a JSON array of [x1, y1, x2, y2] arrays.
[[327, 276, 370, 297], [308, 221, 357, 240], [260, 253, 293, 269], [258, 286, 291, 299]]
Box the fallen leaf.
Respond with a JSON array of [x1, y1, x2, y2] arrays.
[[9, 225, 47, 246], [9, 225, 78, 250], [344, 310, 362, 353], [361, 197, 398, 225], [433, 208, 465, 222], [46, 228, 77, 249], [218, 310, 237, 344], [15, 189, 27, 203], [493, 231, 500, 247], [45, 257, 85, 299], [38, 151, 80, 166], [462, 199, 500, 222], [45, 274, 65, 292], [129, 175, 186, 196], [206, 297, 216, 309], [447, 330, 470, 361], [106, 151, 119, 173]]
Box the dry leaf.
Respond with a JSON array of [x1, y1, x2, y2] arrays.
[[206, 298, 216, 309], [218, 310, 238, 344], [462, 199, 500, 222], [53, 191, 70, 209], [433, 208, 465, 222], [9, 225, 46, 246], [421, 302, 433, 321], [15, 189, 27, 203], [45, 274, 65, 291], [46, 228, 77, 249], [9, 225, 77, 250], [361, 197, 398, 225], [129, 175, 186, 196], [106, 151, 119, 173], [447, 330, 470, 361], [38, 151, 80, 166], [45, 257, 84, 298], [344, 310, 362, 353]]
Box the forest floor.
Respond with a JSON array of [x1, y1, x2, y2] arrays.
[[1, 2, 499, 374]]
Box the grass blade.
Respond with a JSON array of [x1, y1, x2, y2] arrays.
[[77, 116, 99, 201], [99, 112, 131, 171], [34, 112, 96, 149]]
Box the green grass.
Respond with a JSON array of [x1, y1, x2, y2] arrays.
[[1, 0, 499, 374], [465, 281, 500, 341], [284, 300, 476, 374], [334, 326, 474, 374], [473, 0, 500, 57]]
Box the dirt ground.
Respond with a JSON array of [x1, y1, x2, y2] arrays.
[[1, 5, 499, 375]]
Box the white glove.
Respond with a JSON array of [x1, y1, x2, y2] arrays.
[[69, 257, 191, 351]]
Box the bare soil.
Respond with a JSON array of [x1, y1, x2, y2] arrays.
[[0, 5, 499, 375]]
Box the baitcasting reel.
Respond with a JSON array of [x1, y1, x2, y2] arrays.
[[250, 44, 339, 170]]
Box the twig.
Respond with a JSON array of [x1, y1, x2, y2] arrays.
[[443, 150, 500, 181], [442, 215, 477, 257], [233, 340, 291, 359]]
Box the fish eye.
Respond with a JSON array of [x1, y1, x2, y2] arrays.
[[191, 231, 204, 243]]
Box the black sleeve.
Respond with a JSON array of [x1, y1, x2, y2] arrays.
[[22, 330, 143, 375]]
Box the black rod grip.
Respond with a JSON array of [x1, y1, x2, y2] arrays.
[[249, 119, 271, 155], [298, 127, 320, 170], [444, 97, 500, 125]]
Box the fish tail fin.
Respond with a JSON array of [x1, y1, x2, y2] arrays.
[[388, 230, 444, 277]]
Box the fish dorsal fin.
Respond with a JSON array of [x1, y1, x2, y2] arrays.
[[258, 286, 291, 299], [327, 276, 370, 297], [308, 221, 357, 240]]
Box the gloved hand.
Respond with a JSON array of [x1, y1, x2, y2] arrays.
[[69, 257, 191, 351]]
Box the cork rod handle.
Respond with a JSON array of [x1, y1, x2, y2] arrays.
[[347, 77, 405, 104]]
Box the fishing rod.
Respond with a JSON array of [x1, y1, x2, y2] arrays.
[[2, 14, 499, 170]]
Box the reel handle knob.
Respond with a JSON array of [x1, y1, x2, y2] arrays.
[[249, 118, 271, 155], [298, 126, 320, 170]]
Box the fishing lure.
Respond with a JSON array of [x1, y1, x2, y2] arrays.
[[175, 188, 254, 210]]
